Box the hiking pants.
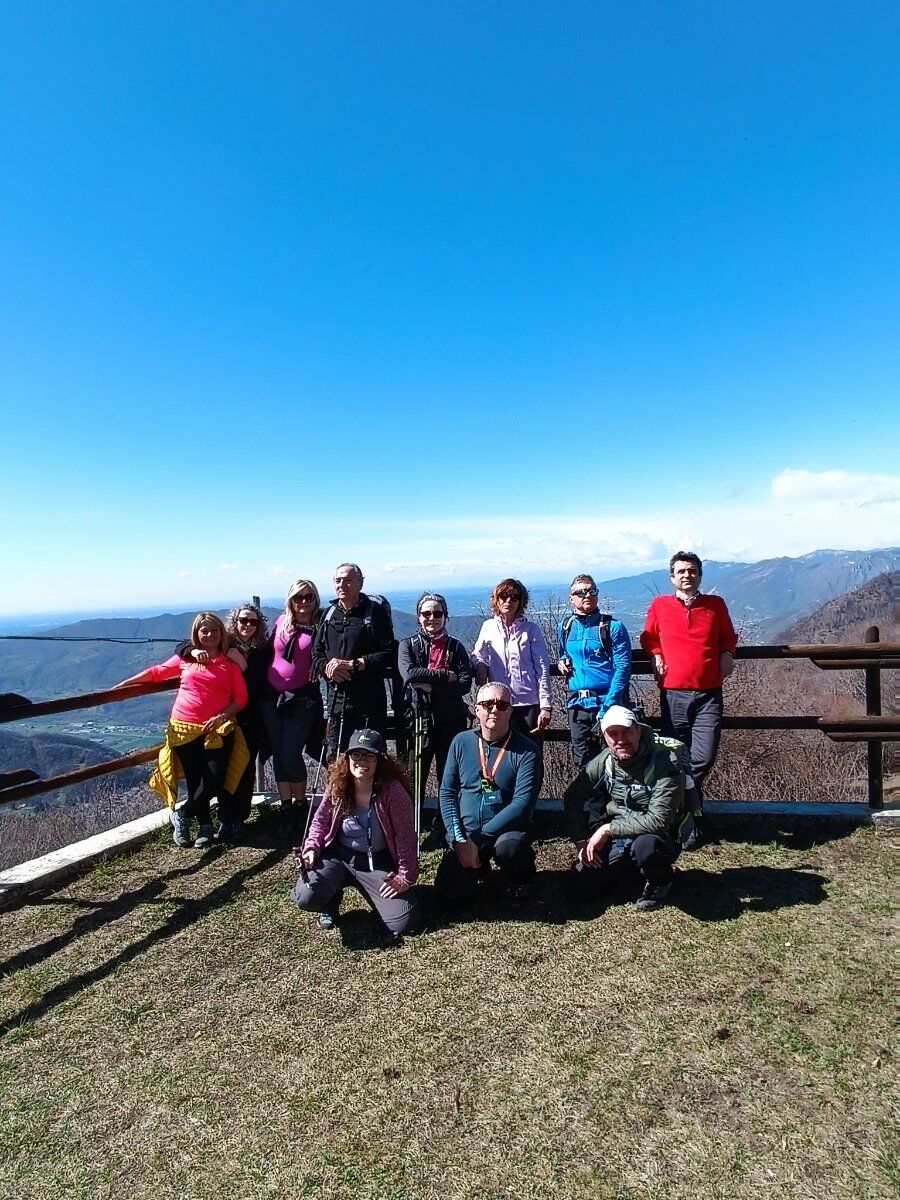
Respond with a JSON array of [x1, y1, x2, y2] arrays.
[[219, 711, 262, 824], [510, 705, 543, 763], [325, 690, 389, 760], [660, 687, 724, 804], [568, 705, 600, 769], [565, 833, 680, 902], [173, 733, 233, 824], [434, 830, 536, 908], [291, 847, 421, 937], [260, 697, 318, 783]]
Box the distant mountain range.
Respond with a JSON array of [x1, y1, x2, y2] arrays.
[[592, 547, 898, 639], [776, 570, 896, 644]]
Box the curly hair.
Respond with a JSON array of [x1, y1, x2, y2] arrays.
[[325, 752, 412, 816], [224, 602, 269, 650], [489, 577, 529, 617]]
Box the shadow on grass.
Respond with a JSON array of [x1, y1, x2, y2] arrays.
[[673, 864, 828, 922], [704, 817, 864, 853], [0, 847, 283, 1038]]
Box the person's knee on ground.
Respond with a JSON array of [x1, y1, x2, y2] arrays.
[[493, 831, 536, 883]]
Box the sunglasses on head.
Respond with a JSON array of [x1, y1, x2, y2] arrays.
[[571, 587, 598, 598], [478, 699, 511, 712]]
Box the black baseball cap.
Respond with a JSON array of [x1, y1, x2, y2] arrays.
[[347, 729, 386, 756]]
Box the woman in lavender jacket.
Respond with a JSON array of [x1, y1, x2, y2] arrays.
[[292, 729, 421, 938], [472, 577, 552, 743]]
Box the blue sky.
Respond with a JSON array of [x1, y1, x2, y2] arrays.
[[1, 2, 897, 615]]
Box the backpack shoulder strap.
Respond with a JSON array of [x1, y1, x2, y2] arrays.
[[598, 613, 612, 658]]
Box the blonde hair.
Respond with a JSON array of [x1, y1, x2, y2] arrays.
[[282, 579, 322, 631], [190, 612, 228, 653]]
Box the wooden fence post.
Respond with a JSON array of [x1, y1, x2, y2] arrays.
[[865, 625, 883, 809]]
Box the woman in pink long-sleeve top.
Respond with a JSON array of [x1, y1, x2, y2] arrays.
[[117, 612, 247, 850], [292, 728, 421, 938]]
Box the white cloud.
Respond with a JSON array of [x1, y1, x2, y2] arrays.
[[270, 565, 287, 575], [218, 563, 239, 571], [771, 468, 900, 506], [177, 571, 192, 577]]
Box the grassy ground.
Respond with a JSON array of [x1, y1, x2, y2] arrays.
[[0, 813, 895, 1200]]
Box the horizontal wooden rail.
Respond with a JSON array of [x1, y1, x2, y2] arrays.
[[0, 680, 178, 724], [0, 746, 162, 806]]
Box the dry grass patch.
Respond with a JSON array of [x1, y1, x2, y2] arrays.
[[0, 813, 896, 1200]]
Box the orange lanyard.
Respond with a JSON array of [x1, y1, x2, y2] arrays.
[[478, 734, 510, 785]]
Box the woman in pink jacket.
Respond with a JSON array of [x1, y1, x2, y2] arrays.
[[292, 728, 421, 938], [117, 612, 247, 849]]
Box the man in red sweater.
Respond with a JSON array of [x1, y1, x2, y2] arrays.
[[640, 551, 737, 841]]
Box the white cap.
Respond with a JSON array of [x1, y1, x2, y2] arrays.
[[600, 705, 639, 733]]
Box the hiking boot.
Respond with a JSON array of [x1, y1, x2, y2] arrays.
[[194, 823, 215, 849], [317, 910, 338, 933], [635, 880, 672, 912], [217, 820, 244, 844], [278, 805, 299, 838], [682, 821, 704, 851], [170, 808, 192, 848]]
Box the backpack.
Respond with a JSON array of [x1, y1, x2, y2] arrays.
[[560, 612, 613, 660], [323, 593, 394, 636]]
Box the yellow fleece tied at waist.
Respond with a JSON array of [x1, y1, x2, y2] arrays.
[[149, 718, 250, 809]]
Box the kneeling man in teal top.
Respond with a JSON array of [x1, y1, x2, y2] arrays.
[[437, 682, 543, 906]]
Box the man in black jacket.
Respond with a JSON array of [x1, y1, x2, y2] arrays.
[[312, 563, 395, 758]]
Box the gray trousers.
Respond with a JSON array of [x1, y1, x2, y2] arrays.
[[291, 850, 421, 937], [660, 687, 724, 803]]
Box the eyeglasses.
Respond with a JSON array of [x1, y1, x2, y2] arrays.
[[420, 610, 444, 619], [571, 587, 598, 598], [236, 616, 259, 626], [348, 750, 377, 762], [477, 699, 511, 712]]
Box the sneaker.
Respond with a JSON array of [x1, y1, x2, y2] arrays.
[[635, 880, 672, 912], [317, 911, 338, 932], [170, 807, 192, 848], [194, 823, 215, 849]]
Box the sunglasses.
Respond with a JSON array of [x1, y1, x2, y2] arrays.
[[237, 616, 259, 626], [571, 587, 598, 598], [292, 594, 315, 603], [478, 699, 511, 712], [420, 610, 444, 619]]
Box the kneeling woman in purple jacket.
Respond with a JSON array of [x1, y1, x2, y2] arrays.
[[292, 729, 421, 938]]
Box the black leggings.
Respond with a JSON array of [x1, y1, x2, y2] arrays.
[[173, 733, 233, 824]]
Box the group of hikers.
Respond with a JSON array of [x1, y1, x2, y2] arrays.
[[116, 551, 737, 937]]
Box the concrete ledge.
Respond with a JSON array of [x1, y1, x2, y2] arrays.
[[0, 807, 172, 907], [0, 795, 879, 907]]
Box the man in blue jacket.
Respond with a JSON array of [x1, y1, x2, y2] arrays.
[[557, 574, 632, 768], [436, 682, 543, 906]]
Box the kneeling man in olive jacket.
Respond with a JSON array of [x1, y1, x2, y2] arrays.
[[563, 705, 686, 911]]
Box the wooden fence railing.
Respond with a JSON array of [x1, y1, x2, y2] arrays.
[[1, 629, 896, 809]]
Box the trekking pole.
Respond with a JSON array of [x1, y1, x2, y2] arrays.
[[413, 709, 425, 839], [297, 685, 338, 881]]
